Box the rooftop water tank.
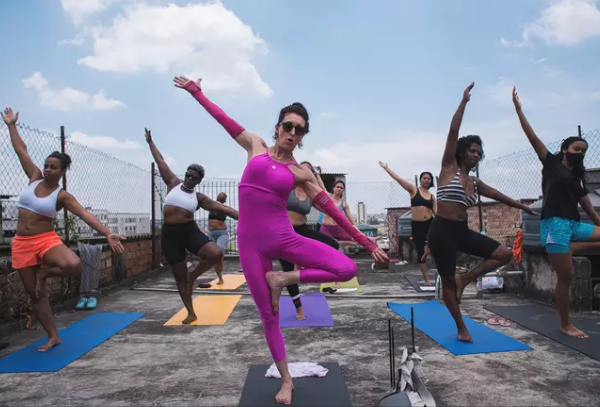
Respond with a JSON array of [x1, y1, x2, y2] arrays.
[[522, 168, 600, 254], [397, 210, 413, 239]]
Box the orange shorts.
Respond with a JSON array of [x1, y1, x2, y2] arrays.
[[11, 231, 64, 269]]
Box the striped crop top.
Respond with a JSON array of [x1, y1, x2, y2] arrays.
[[436, 170, 478, 207]]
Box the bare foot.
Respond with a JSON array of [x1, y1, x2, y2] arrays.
[[295, 308, 306, 321], [457, 327, 473, 343], [265, 271, 286, 314], [560, 324, 589, 338], [182, 313, 197, 325], [217, 279, 225, 285], [423, 280, 433, 286], [455, 274, 467, 303], [38, 337, 61, 352], [275, 379, 294, 405], [333, 282, 341, 289]]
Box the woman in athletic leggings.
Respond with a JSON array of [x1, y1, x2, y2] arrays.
[[175, 76, 387, 405], [207, 192, 231, 285], [3, 108, 125, 352], [279, 161, 339, 321], [513, 87, 600, 338], [145, 129, 238, 324], [427, 84, 535, 343], [319, 180, 358, 245], [379, 162, 436, 285]]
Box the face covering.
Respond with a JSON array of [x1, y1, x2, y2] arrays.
[[565, 152, 584, 167]]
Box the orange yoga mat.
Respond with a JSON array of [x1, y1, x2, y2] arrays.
[[203, 274, 247, 290], [164, 295, 242, 326]]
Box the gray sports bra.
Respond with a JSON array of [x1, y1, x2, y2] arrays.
[[287, 190, 312, 215]]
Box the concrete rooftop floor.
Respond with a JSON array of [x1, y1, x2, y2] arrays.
[[1, 256, 600, 407]]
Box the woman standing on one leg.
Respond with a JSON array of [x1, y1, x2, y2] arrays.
[[379, 162, 436, 285], [145, 128, 238, 324], [319, 180, 359, 247], [207, 192, 232, 285], [2, 108, 125, 352], [426, 84, 535, 343], [513, 86, 600, 338], [175, 76, 387, 405], [279, 161, 340, 321]]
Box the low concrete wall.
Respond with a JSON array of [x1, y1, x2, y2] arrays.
[[399, 237, 597, 311], [0, 235, 162, 326]]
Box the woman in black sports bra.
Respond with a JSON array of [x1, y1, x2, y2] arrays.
[[379, 162, 436, 285], [429, 83, 536, 343]]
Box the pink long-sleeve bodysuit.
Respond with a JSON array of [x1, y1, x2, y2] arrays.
[[182, 81, 371, 362], [239, 151, 356, 361]]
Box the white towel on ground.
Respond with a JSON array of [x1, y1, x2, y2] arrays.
[[265, 362, 329, 378]]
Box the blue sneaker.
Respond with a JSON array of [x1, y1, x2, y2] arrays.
[[85, 296, 98, 310], [76, 297, 88, 310]]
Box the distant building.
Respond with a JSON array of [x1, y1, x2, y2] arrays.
[[357, 202, 366, 224]]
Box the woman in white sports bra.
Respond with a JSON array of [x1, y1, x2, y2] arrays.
[[145, 128, 238, 324], [426, 84, 536, 343], [3, 107, 125, 352]]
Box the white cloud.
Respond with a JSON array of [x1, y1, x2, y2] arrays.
[[319, 111, 338, 119], [75, 2, 271, 98], [58, 35, 86, 47], [531, 58, 547, 64], [69, 131, 141, 150], [22, 72, 127, 111], [503, 0, 600, 47], [487, 77, 515, 106], [61, 0, 127, 25]]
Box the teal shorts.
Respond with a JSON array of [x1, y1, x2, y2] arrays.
[[540, 217, 595, 254]]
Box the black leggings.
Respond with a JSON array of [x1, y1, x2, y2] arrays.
[[411, 218, 433, 264], [162, 222, 211, 265], [278, 224, 340, 308], [426, 216, 500, 278]]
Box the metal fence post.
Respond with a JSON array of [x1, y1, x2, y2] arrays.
[[475, 163, 484, 233], [151, 162, 156, 268], [578, 125, 582, 138], [60, 126, 70, 246]]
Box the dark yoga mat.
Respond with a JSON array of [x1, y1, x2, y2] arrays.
[[486, 303, 600, 361], [239, 362, 352, 407], [279, 293, 334, 328], [388, 301, 532, 355], [0, 312, 144, 373], [405, 274, 436, 292]]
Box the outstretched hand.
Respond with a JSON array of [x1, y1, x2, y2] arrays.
[[144, 128, 152, 143], [523, 206, 539, 216], [1, 108, 19, 125], [378, 161, 388, 169], [173, 76, 201, 90], [512, 86, 521, 110], [371, 247, 389, 264], [107, 233, 126, 253], [463, 82, 475, 102]]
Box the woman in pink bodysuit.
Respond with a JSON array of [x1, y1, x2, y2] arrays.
[[174, 76, 388, 405]]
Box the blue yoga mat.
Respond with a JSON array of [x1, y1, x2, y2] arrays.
[[387, 301, 532, 355], [0, 312, 144, 373]]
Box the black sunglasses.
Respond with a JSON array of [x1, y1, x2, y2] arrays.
[[279, 121, 307, 136]]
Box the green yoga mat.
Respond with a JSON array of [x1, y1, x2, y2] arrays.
[[320, 277, 363, 293]]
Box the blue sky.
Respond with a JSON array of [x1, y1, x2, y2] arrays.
[[1, 0, 600, 192]]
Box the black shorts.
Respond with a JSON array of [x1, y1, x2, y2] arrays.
[[161, 222, 212, 265], [427, 216, 501, 278], [411, 218, 433, 264]]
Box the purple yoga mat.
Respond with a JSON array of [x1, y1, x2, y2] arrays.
[[279, 293, 334, 328]]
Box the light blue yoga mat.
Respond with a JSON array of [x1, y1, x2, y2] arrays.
[[0, 312, 144, 373], [387, 301, 532, 355]]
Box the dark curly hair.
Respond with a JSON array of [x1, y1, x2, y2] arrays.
[[456, 135, 484, 168], [273, 102, 309, 148], [557, 136, 588, 181], [48, 151, 72, 170]]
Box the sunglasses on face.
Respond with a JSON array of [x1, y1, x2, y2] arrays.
[[279, 121, 307, 136], [185, 172, 201, 180]]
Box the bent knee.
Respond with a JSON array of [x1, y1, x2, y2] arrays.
[[63, 258, 81, 274], [337, 261, 357, 281], [203, 244, 223, 263], [493, 246, 512, 264]]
